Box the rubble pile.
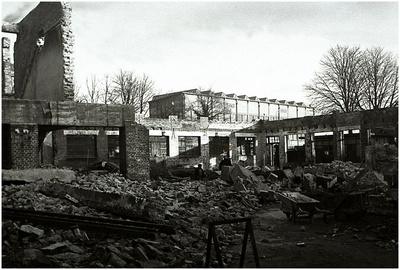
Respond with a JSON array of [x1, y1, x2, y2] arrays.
[[2, 219, 186, 268], [2, 169, 262, 267], [304, 161, 390, 193]]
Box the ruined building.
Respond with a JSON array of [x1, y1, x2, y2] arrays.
[[2, 2, 149, 180], [2, 2, 398, 176]]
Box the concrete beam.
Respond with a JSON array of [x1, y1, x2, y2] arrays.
[[2, 22, 19, 33], [2, 99, 135, 127]]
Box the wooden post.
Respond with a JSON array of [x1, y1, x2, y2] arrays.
[[205, 217, 260, 268]]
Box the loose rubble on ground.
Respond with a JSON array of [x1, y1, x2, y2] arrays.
[[2, 145, 398, 267]]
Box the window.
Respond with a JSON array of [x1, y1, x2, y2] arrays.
[[267, 136, 279, 144], [209, 136, 229, 157], [288, 134, 305, 150], [179, 136, 200, 158], [150, 136, 169, 157], [67, 135, 96, 158], [237, 137, 256, 156], [108, 135, 119, 159]]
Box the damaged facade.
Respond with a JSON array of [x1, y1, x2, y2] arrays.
[[2, 2, 398, 176], [1, 2, 398, 268], [1, 2, 149, 181]]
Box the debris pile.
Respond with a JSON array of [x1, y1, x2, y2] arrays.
[[2, 168, 262, 267]]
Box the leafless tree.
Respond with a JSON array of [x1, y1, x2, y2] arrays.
[[305, 45, 364, 114], [110, 70, 158, 115], [85, 74, 100, 103], [359, 47, 398, 109], [305, 45, 398, 114], [190, 88, 231, 120], [73, 79, 86, 103]]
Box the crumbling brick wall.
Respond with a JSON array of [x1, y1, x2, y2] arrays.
[[2, 37, 14, 96], [10, 124, 39, 169], [14, 2, 74, 101], [121, 121, 150, 181]]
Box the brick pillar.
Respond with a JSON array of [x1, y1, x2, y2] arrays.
[[305, 131, 315, 165], [120, 121, 150, 181], [10, 124, 39, 169], [2, 37, 14, 96], [333, 130, 344, 161]]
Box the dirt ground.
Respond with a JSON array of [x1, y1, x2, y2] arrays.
[[222, 202, 398, 268]]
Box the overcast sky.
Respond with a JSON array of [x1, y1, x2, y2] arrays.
[[2, 1, 398, 104]]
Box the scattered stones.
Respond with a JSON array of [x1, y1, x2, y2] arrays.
[[19, 224, 44, 239]]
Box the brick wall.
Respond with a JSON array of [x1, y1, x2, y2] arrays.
[[14, 2, 74, 101], [122, 121, 150, 181], [53, 128, 106, 169], [2, 38, 14, 96], [10, 124, 39, 169]]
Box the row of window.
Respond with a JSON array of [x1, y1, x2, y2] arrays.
[[65, 135, 256, 159], [65, 133, 364, 162]]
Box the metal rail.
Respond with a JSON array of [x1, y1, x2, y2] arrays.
[[3, 207, 175, 239]]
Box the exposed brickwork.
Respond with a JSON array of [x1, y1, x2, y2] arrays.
[[2, 38, 14, 96], [14, 2, 74, 101], [10, 124, 39, 169], [60, 2, 74, 101], [53, 128, 109, 169], [122, 121, 150, 181]]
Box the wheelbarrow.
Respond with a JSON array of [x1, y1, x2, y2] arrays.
[[275, 191, 321, 224]]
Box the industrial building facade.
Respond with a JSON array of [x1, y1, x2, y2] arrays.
[[36, 107, 397, 172], [149, 89, 315, 121]]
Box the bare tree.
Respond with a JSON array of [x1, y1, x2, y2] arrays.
[[190, 88, 231, 120], [110, 70, 158, 115], [85, 74, 100, 103], [359, 47, 398, 109], [73, 79, 86, 103], [305, 45, 398, 114], [305, 45, 364, 114]]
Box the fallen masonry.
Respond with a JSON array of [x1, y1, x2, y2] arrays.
[[2, 159, 398, 267]]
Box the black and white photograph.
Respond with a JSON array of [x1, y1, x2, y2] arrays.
[[1, 1, 398, 268]]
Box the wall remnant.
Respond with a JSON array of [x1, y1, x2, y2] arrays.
[[13, 2, 74, 101]]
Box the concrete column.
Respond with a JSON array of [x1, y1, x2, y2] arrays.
[[201, 132, 210, 170], [97, 128, 108, 161], [10, 124, 39, 169], [230, 133, 238, 164], [256, 130, 267, 168], [333, 130, 344, 161], [120, 121, 150, 181], [278, 133, 286, 169], [359, 113, 369, 163], [305, 131, 315, 165]]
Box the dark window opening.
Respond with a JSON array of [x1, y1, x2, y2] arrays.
[[108, 135, 120, 159], [209, 136, 229, 157], [237, 137, 256, 156], [67, 135, 97, 159], [315, 135, 333, 163], [179, 136, 200, 158]]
